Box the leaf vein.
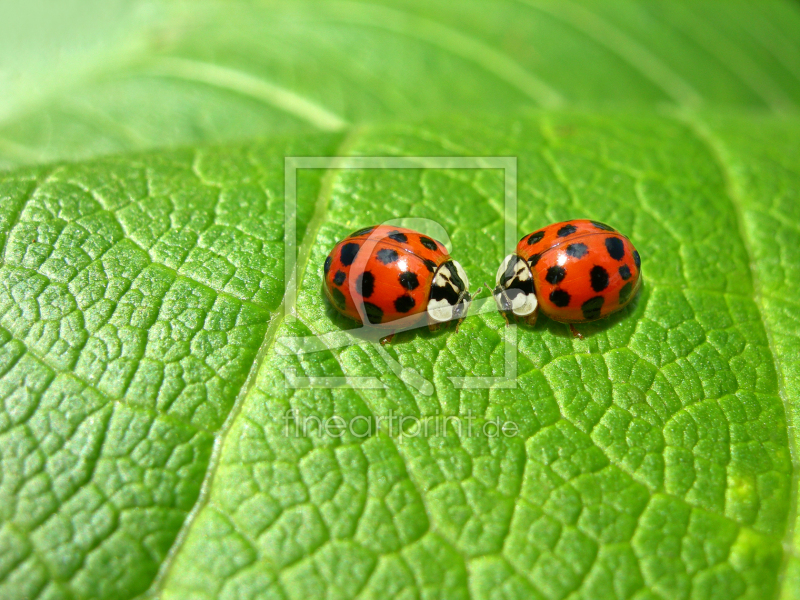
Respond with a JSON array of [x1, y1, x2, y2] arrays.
[[145, 129, 357, 596]]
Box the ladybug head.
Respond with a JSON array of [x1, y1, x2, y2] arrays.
[[427, 260, 472, 324], [493, 254, 538, 318]]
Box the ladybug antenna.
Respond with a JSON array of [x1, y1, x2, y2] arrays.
[[470, 284, 487, 298]]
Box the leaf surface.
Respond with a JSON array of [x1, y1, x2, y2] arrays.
[[0, 1, 799, 600], [0, 112, 798, 600]]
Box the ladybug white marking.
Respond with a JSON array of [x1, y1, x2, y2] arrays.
[[493, 254, 537, 317], [428, 260, 471, 322]]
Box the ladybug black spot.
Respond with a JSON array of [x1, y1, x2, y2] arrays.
[[566, 243, 588, 259], [324, 255, 332, 275], [590, 265, 609, 292], [591, 221, 616, 232], [388, 230, 408, 243], [633, 250, 641, 269], [333, 270, 346, 286], [528, 231, 545, 245], [549, 289, 571, 307], [394, 295, 416, 313], [364, 302, 383, 324], [557, 224, 577, 237], [546, 265, 566, 284], [377, 248, 399, 264], [605, 237, 625, 260], [528, 253, 542, 267], [349, 226, 375, 238], [357, 271, 374, 297], [423, 259, 437, 272], [399, 271, 419, 290], [581, 296, 605, 320], [619, 281, 634, 305], [340, 242, 360, 266], [619, 265, 631, 280], [419, 236, 438, 251], [331, 287, 346, 309]]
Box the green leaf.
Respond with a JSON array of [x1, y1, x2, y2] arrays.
[[0, 134, 344, 599], [0, 111, 798, 600], [3, 0, 800, 168], [1, 1, 800, 600]]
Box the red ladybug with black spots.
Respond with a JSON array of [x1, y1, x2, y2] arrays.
[[323, 226, 472, 336], [492, 219, 641, 334]]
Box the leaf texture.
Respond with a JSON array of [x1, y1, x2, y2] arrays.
[[0, 112, 797, 599], [0, 1, 799, 599]]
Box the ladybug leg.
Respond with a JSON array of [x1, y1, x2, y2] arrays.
[[380, 333, 395, 345], [569, 323, 585, 339]]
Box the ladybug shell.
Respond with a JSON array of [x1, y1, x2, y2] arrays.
[[323, 225, 451, 326], [517, 219, 641, 323]]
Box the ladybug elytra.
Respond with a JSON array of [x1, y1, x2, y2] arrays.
[[493, 219, 641, 328], [323, 225, 472, 334]]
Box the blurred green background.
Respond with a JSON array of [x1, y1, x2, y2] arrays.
[[3, 0, 800, 168]]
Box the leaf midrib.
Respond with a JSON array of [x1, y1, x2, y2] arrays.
[[141, 129, 359, 597]]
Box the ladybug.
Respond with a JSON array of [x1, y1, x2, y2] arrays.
[[492, 219, 641, 333], [323, 225, 472, 337]]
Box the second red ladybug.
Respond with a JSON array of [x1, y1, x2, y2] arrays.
[[493, 219, 641, 330]]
